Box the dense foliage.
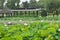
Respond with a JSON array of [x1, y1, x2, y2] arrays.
[[6, 0, 20, 9], [0, 22, 60, 40], [0, 0, 5, 8]]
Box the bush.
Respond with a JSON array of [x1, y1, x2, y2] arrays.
[[41, 10, 47, 17]]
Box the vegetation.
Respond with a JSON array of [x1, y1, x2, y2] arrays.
[[0, 0, 60, 40], [6, 0, 20, 9], [0, 22, 60, 40], [0, 16, 60, 21]]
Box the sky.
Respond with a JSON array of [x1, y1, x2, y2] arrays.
[[20, 0, 39, 4], [20, 0, 30, 4], [4, 0, 39, 6], [20, 0, 39, 2], [20, 0, 30, 2]]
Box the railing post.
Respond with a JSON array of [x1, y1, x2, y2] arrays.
[[33, 11, 35, 17], [28, 11, 30, 17], [20, 11, 23, 16], [2, 13, 4, 17], [25, 11, 26, 16], [36, 11, 38, 17]]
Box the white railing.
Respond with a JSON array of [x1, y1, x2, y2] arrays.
[[0, 8, 42, 11]]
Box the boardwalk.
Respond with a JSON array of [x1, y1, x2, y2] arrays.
[[0, 8, 42, 17], [0, 8, 42, 11]]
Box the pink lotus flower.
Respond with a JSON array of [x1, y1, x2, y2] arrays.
[[23, 22, 29, 26]]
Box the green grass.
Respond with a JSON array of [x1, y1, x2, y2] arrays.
[[0, 22, 60, 40]]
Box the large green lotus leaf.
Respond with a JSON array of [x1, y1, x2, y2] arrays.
[[58, 36, 60, 40], [40, 30, 49, 37], [32, 37, 42, 40], [48, 27, 56, 34], [8, 27, 17, 32], [1, 37, 14, 40], [48, 23, 59, 29], [20, 30, 33, 37], [45, 35, 55, 40], [13, 35, 23, 40]]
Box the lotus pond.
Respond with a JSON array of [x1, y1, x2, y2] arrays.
[[0, 22, 60, 40]]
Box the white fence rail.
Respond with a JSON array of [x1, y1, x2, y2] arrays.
[[0, 8, 42, 11]]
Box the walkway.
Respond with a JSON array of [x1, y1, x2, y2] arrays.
[[0, 8, 42, 11]]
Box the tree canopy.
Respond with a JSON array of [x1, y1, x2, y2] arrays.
[[0, 0, 60, 14], [0, 0, 5, 8], [6, 0, 20, 9]]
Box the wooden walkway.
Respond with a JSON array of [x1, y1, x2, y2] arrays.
[[0, 8, 42, 11], [0, 8, 43, 17]]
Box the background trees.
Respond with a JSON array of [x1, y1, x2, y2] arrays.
[[29, 0, 37, 8], [6, 0, 20, 9], [36, 0, 60, 16], [45, 0, 60, 16], [22, 1, 29, 8], [0, 0, 60, 17], [0, 0, 5, 9], [0, 0, 60, 9], [22, 0, 38, 8], [46, 0, 60, 12]]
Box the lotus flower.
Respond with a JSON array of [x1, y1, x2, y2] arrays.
[[4, 22, 12, 26], [23, 22, 29, 26], [19, 20, 22, 22]]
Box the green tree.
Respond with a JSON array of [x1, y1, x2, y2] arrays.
[[45, 0, 60, 16], [37, 0, 45, 8], [0, 0, 5, 9], [47, 0, 60, 12], [41, 9, 47, 17], [22, 1, 29, 8], [6, 0, 20, 9], [38, 0, 60, 16], [29, 0, 38, 8]]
